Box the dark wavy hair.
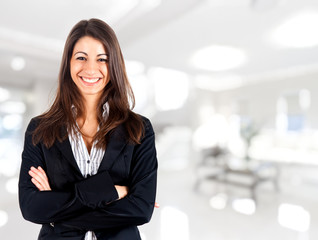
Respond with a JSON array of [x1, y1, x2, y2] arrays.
[[32, 18, 144, 148]]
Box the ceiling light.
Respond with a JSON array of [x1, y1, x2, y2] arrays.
[[195, 74, 243, 91], [271, 11, 318, 48], [0, 88, 10, 102], [11, 56, 26, 71], [191, 45, 247, 71]]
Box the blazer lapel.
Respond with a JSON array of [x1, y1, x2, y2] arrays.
[[54, 127, 83, 177], [98, 124, 128, 173]]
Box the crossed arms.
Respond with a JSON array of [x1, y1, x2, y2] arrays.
[[19, 118, 158, 231]]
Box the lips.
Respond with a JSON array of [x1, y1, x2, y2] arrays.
[[80, 77, 101, 83]]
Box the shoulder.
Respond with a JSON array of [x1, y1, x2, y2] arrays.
[[25, 117, 41, 133], [140, 115, 152, 129], [138, 115, 155, 138]]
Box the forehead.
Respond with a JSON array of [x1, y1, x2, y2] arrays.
[[73, 36, 106, 53]]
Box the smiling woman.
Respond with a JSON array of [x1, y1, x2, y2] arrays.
[[70, 36, 109, 97], [18, 18, 158, 240]]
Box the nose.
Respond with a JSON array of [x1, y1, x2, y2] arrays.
[[83, 59, 98, 75]]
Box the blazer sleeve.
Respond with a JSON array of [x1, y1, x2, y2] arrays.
[[18, 119, 119, 224], [58, 118, 158, 230]]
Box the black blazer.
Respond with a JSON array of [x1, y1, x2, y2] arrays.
[[18, 116, 157, 240]]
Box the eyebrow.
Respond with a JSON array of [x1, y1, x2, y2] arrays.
[[74, 51, 108, 57], [97, 53, 108, 57]]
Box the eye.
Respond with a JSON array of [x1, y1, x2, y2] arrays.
[[98, 58, 108, 62], [76, 56, 86, 61]]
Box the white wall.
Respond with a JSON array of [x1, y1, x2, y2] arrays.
[[213, 71, 318, 130]]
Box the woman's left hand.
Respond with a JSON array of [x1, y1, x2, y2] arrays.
[[28, 166, 51, 191]]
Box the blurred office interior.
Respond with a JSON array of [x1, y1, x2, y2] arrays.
[[1, 0, 318, 239]]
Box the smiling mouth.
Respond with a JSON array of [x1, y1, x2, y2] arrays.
[[80, 77, 101, 83]]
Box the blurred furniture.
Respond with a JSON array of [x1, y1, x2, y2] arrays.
[[249, 129, 318, 166], [194, 146, 279, 202]]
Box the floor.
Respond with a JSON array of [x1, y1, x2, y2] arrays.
[[139, 161, 318, 240], [1, 151, 318, 240]]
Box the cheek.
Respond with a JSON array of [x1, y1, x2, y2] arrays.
[[70, 62, 80, 81], [102, 65, 109, 76]]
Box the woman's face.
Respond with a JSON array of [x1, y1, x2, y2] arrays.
[[70, 36, 109, 99]]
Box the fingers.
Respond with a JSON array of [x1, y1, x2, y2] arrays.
[[114, 185, 128, 200], [29, 166, 51, 191], [29, 167, 47, 186], [37, 166, 47, 176], [31, 177, 45, 191], [155, 202, 160, 208]]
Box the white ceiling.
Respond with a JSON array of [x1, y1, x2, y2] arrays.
[[1, 0, 318, 90]]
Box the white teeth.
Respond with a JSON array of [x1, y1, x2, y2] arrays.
[[81, 77, 100, 83]]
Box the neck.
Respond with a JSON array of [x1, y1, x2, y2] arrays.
[[82, 94, 100, 122]]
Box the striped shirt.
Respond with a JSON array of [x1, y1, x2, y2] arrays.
[[68, 103, 109, 240]]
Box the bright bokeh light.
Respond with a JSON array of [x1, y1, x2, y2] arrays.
[[278, 203, 310, 232], [0, 210, 8, 227], [0, 101, 26, 114], [0, 139, 22, 177], [276, 97, 288, 133], [11, 56, 26, 71], [0, 87, 11, 102], [209, 193, 228, 210], [192, 114, 229, 150], [161, 206, 189, 240], [0, 158, 20, 177], [130, 75, 149, 112], [271, 11, 318, 48], [227, 115, 247, 158], [149, 67, 189, 111], [5, 177, 18, 194], [299, 89, 311, 110], [275, 114, 288, 133], [191, 45, 247, 71], [2, 114, 23, 130], [232, 198, 256, 215]]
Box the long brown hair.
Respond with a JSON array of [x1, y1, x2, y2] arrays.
[[32, 18, 144, 148]]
